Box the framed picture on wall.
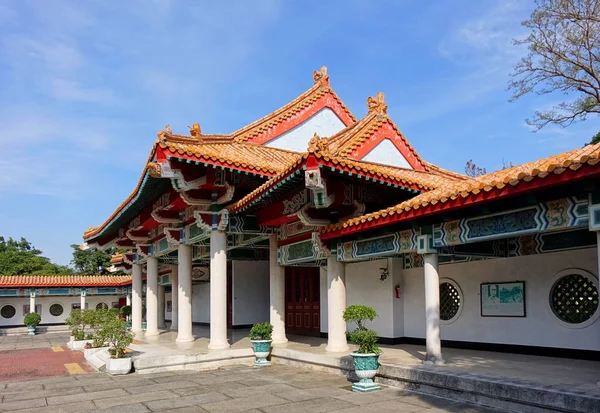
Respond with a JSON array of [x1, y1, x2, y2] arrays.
[[480, 281, 526, 317], [22, 304, 42, 316], [166, 301, 172, 312]]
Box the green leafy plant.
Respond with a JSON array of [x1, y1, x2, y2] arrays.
[[343, 305, 381, 354], [24, 312, 41, 327], [119, 305, 131, 319], [65, 309, 86, 338], [96, 318, 134, 359], [249, 322, 273, 340]]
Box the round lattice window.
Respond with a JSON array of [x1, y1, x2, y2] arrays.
[[1, 305, 16, 319], [551, 272, 599, 325], [49, 304, 63, 317], [96, 302, 108, 310], [440, 280, 462, 323]]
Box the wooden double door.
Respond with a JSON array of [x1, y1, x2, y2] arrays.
[[285, 267, 320, 336]]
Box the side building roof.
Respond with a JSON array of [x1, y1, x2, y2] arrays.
[[0, 275, 132, 288]]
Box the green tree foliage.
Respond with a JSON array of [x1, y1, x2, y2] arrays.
[[509, 0, 600, 129], [0, 237, 72, 275], [589, 131, 600, 145], [343, 305, 381, 354], [69, 244, 113, 274]]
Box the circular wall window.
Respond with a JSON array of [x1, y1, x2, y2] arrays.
[[1, 305, 16, 319], [96, 302, 108, 310], [49, 303, 64, 317], [439, 279, 462, 324], [550, 269, 599, 328]]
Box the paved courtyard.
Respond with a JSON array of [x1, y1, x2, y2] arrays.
[[0, 363, 509, 413]]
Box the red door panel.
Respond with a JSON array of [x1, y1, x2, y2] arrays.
[[285, 266, 320, 336]]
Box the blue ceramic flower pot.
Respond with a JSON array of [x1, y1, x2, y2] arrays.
[[251, 340, 272, 367], [350, 353, 381, 392]]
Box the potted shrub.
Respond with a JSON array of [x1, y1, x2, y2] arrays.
[[119, 305, 132, 326], [97, 317, 134, 375], [343, 305, 382, 392], [249, 322, 273, 367], [65, 309, 93, 349], [24, 312, 41, 335]]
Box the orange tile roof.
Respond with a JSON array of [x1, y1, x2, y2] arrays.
[[110, 253, 124, 264], [158, 139, 302, 175], [322, 143, 600, 234], [0, 275, 132, 287], [232, 67, 356, 143], [326, 93, 424, 166], [228, 134, 463, 213], [83, 161, 159, 240]]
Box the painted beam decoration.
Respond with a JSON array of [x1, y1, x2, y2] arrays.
[[278, 233, 330, 265], [433, 196, 588, 247], [336, 229, 419, 262], [0, 287, 129, 297]]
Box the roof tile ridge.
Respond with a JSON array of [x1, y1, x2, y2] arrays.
[[231, 84, 323, 140]]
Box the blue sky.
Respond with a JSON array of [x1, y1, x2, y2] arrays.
[[1, 0, 599, 266]]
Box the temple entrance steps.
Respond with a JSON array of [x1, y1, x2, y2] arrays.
[[272, 347, 600, 413], [117, 340, 599, 413]]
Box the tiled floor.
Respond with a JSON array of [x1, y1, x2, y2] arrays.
[[137, 325, 600, 397], [0, 364, 509, 412]]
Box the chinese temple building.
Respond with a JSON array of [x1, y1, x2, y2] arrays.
[[0, 276, 131, 327], [82, 66, 600, 362]]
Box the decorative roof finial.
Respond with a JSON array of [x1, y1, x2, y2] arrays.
[[367, 92, 387, 115], [313, 66, 329, 87], [164, 124, 172, 134], [147, 162, 162, 178], [189, 123, 201, 138], [307, 132, 331, 156]]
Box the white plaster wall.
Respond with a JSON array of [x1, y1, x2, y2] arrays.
[[361, 139, 413, 169], [232, 260, 269, 326], [0, 295, 124, 327], [403, 248, 600, 350], [265, 108, 346, 152], [320, 267, 328, 333], [345, 259, 395, 338], [192, 283, 210, 324], [391, 258, 405, 338]]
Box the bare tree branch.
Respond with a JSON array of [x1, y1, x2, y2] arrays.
[[509, 0, 600, 129]]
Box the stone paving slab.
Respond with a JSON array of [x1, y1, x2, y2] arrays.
[[0, 362, 514, 413]]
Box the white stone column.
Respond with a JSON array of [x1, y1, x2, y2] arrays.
[[126, 294, 131, 306], [269, 235, 287, 345], [170, 264, 179, 331], [132, 264, 143, 335], [145, 257, 160, 337], [176, 244, 194, 343], [29, 292, 36, 313], [423, 253, 444, 365], [326, 255, 349, 352], [158, 285, 166, 329], [80, 290, 86, 310], [208, 229, 230, 350]]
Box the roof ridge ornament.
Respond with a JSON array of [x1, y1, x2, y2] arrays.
[[313, 66, 330, 88], [307, 132, 331, 157], [367, 92, 387, 116], [189, 123, 201, 138]]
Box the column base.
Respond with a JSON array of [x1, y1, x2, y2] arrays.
[[176, 335, 195, 343], [272, 338, 288, 346], [208, 341, 230, 350], [325, 343, 350, 353], [145, 330, 160, 337], [423, 354, 445, 366], [132, 330, 144, 341]]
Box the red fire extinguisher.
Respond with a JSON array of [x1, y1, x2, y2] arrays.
[[395, 285, 401, 299]]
